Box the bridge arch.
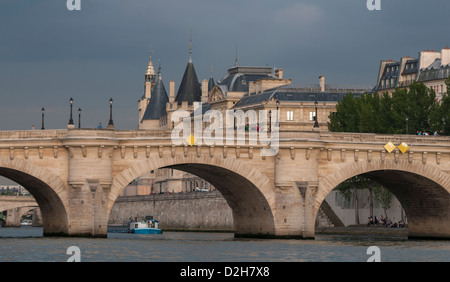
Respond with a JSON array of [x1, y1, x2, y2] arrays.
[[0, 157, 69, 236], [317, 159, 450, 239], [108, 154, 276, 237]]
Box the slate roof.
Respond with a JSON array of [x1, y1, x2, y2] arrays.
[[208, 76, 216, 92], [217, 66, 277, 95], [401, 59, 419, 75], [418, 58, 450, 82], [175, 61, 202, 105], [141, 69, 169, 121], [233, 84, 372, 109]]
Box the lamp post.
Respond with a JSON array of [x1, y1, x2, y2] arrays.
[[313, 100, 319, 128], [108, 98, 114, 128], [443, 117, 446, 135], [269, 110, 272, 132], [78, 108, 81, 129], [41, 108, 45, 130], [275, 94, 280, 128], [406, 116, 408, 134], [68, 97, 74, 126]]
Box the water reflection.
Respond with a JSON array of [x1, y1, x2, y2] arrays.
[[0, 227, 448, 262]]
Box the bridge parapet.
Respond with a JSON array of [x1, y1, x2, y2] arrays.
[[0, 130, 68, 140]]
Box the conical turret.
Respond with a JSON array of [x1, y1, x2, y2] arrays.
[[141, 63, 169, 122], [208, 66, 216, 92], [175, 40, 202, 105]]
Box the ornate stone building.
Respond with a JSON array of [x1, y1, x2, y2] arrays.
[[121, 42, 373, 196]]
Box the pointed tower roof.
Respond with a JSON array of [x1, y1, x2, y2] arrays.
[[175, 40, 202, 105], [208, 66, 215, 92], [141, 64, 169, 121], [146, 46, 156, 77]]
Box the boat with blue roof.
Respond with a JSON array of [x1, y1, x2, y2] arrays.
[[128, 216, 162, 234]]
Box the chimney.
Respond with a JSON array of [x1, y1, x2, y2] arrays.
[[319, 76, 325, 92], [201, 79, 208, 103], [275, 68, 284, 79], [441, 47, 450, 66], [169, 81, 175, 103]]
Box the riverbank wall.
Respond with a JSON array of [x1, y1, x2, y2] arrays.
[[108, 191, 234, 232]]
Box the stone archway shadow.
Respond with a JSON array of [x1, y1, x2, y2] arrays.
[[108, 155, 277, 238], [0, 157, 69, 236], [317, 159, 450, 239]]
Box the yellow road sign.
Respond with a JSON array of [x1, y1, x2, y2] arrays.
[[398, 142, 410, 154], [384, 141, 396, 153], [186, 135, 197, 146]]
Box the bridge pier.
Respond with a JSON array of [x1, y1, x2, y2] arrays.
[[31, 208, 43, 227], [67, 180, 110, 237], [5, 207, 21, 227], [64, 134, 116, 237], [270, 182, 319, 239]]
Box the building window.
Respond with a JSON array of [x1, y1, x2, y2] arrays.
[[309, 112, 316, 121], [287, 111, 293, 121]]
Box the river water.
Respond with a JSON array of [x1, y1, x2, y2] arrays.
[[0, 226, 448, 262]]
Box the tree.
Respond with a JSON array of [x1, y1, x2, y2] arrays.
[[336, 176, 364, 225], [328, 81, 447, 134], [372, 186, 394, 220], [390, 81, 437, 134], [328, 93, 359, 132]]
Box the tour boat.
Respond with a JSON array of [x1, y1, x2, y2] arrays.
[[128, 217, 162, 234]]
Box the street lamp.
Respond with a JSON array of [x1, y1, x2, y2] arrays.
[[41, 107, 45, 130], [269, 110, 272, 132], [108, 98, 114, 127], [406, 116, 408, 134], [275, 94, 280, 128], [78, 108, 81, 129], [443, 117, 446, 135], [69, 97, 74, 125], [313, 100, 319, 128]]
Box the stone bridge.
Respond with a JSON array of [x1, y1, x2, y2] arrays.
[[0, 196, 39, 227], [0, 129, 449, 239], [0, 195, 37, 212]]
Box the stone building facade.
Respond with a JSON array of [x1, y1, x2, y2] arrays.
[[374, 47, 450, 100]]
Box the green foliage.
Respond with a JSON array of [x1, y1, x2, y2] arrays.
[[372, 185, 394, 218], [328, 80, 449, 134], [328, 94, 358, 132], [336, 176, 357, 201], [337, 176, 381, 197]]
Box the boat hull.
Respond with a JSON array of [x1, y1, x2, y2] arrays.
[[130, 228, 162, 234]]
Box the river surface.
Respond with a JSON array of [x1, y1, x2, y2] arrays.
[[0, 226, 448, 262]]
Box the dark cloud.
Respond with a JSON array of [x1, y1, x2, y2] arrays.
[[0, 0, 449, 130]]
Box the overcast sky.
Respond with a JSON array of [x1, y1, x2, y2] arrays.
[[0, 0, 449, 131]]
